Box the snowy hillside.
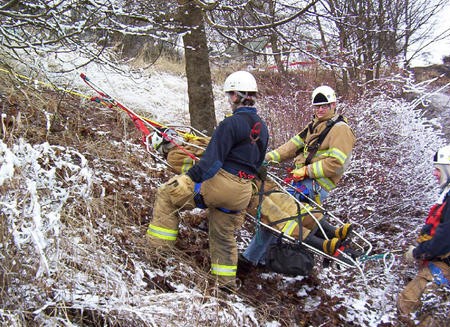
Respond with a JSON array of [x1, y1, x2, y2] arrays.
[[1, 59, 449, 326]]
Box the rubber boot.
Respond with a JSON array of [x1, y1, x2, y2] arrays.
[[335, 223, 354, 241], [318, 219, 338, 239], [319, 220, 353, 241], [305, 234, 341, 255]]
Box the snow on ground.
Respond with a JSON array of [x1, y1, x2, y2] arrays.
[[1, 53, 449, 325], [38, 52, 230, 126], [0, 137, 269, 326]]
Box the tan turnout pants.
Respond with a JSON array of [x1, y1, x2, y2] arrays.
[[247, 179, 324, 240], [397, 261, 450, 316], [147, 169, 253, 288]]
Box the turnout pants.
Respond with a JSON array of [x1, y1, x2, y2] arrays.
[[397, 261, 450, 316], [147, 169, 253, 288]]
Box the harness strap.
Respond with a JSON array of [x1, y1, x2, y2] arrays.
[[267, 209, 322, 227], [297, 115, 346, 165], [237, 112, 265, 155], [265, 201, 305, 244], [217, 207, 241, 214], [254, 179, 265, 241], [194, 183, 207, 209]]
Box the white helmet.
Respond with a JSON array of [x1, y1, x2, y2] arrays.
[[223, 71, 258, 93], [311, 86, 336, 105], [434, 145, 450, 165], [151, 128, 182, 155], [433, 145, 450, 188], [151, 131, 164, 153]]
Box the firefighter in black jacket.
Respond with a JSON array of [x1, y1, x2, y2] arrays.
[[397, 145, 450, 317], [147, 71, 269, 291]]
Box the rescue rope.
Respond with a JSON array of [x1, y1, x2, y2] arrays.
[[80, 73, 200, 161], [0, 67, 90, 99], [0, 67, 203, 158], [358, 252, 396, 273]]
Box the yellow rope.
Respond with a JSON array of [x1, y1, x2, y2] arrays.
[[0, 67, 90, 99], [0, 67, 196, 138]]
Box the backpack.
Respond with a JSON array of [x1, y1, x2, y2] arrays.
[[265, 236, 314, 276]]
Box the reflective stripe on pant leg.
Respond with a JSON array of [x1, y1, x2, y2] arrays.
[[211, 263, 237, 277], [208, 208, 244, 285], [202, 170, 252, 284], [147, 224, 178, 241], [148, 175, 195, 242]]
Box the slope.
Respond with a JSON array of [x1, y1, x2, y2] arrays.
[[1, 67, 449, 326]]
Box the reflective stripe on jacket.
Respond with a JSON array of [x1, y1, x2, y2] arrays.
[[266, 113, 355, 191]]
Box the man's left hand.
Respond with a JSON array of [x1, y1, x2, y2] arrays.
[[292, 166, 308, 181]]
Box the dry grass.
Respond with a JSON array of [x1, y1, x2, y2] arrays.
[[2, 63, 449, 326], [0, 72, 274, 326], [131, 48, 186, 77]]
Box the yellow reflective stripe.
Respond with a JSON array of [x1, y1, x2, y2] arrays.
[[301, 204, 314, 212], [328, 148, 347, 165], [311, 160, 324, 177], [211, 264, 237, 277], [316, 177, 335, 191], [268, 150, 281, 163], [146, 224, 178, 241], [290, 135, 304, 148], [181, 158, 194, 174], [313, 148, 347, 165], [282, 220, 298, 236], [315, 149, 327, 156]]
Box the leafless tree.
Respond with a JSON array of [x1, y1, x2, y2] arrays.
[[310, 0, 449, 92], [176, 0, 216, 134], [203, 0, 319, 73], [1, 0, 448, 131]]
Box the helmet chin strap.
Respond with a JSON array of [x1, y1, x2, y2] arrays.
[[438, 184, 450, 203], [236, 91, 249, 103], [439, 165, 450, 188]]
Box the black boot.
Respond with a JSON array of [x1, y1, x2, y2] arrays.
[[318, 219, 338, 239], [305, 234, 341, 255], [335, 223, 354, 241], [319, 220, 354, 241]]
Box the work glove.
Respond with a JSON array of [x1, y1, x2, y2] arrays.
[[292, 166, 308, 181], [404, 245, 416, 264], [257, 165, 268, 181], [265, 153, 280, 164]]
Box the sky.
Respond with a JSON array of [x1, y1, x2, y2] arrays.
[[409, 2, 450, 66]]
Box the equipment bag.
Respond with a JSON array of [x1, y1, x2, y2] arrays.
[[265, 236, 314, 276]]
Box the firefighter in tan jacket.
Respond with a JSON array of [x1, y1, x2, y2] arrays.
[[242, 85, 356, 266], [266, 87, 355, 194]]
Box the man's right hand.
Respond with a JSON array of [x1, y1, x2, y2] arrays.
[[404, 245, 416, 264], [292, 166, 308, 181]]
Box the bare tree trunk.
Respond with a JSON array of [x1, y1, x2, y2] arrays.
[[269, 33, 285, 74], [179, 1, 216, 135], [320, 1, 347, 93]]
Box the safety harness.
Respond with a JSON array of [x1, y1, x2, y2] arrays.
[[417, 202, 447, 243], [193, 112, 264, 215], [297, 114, 346, 165]]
